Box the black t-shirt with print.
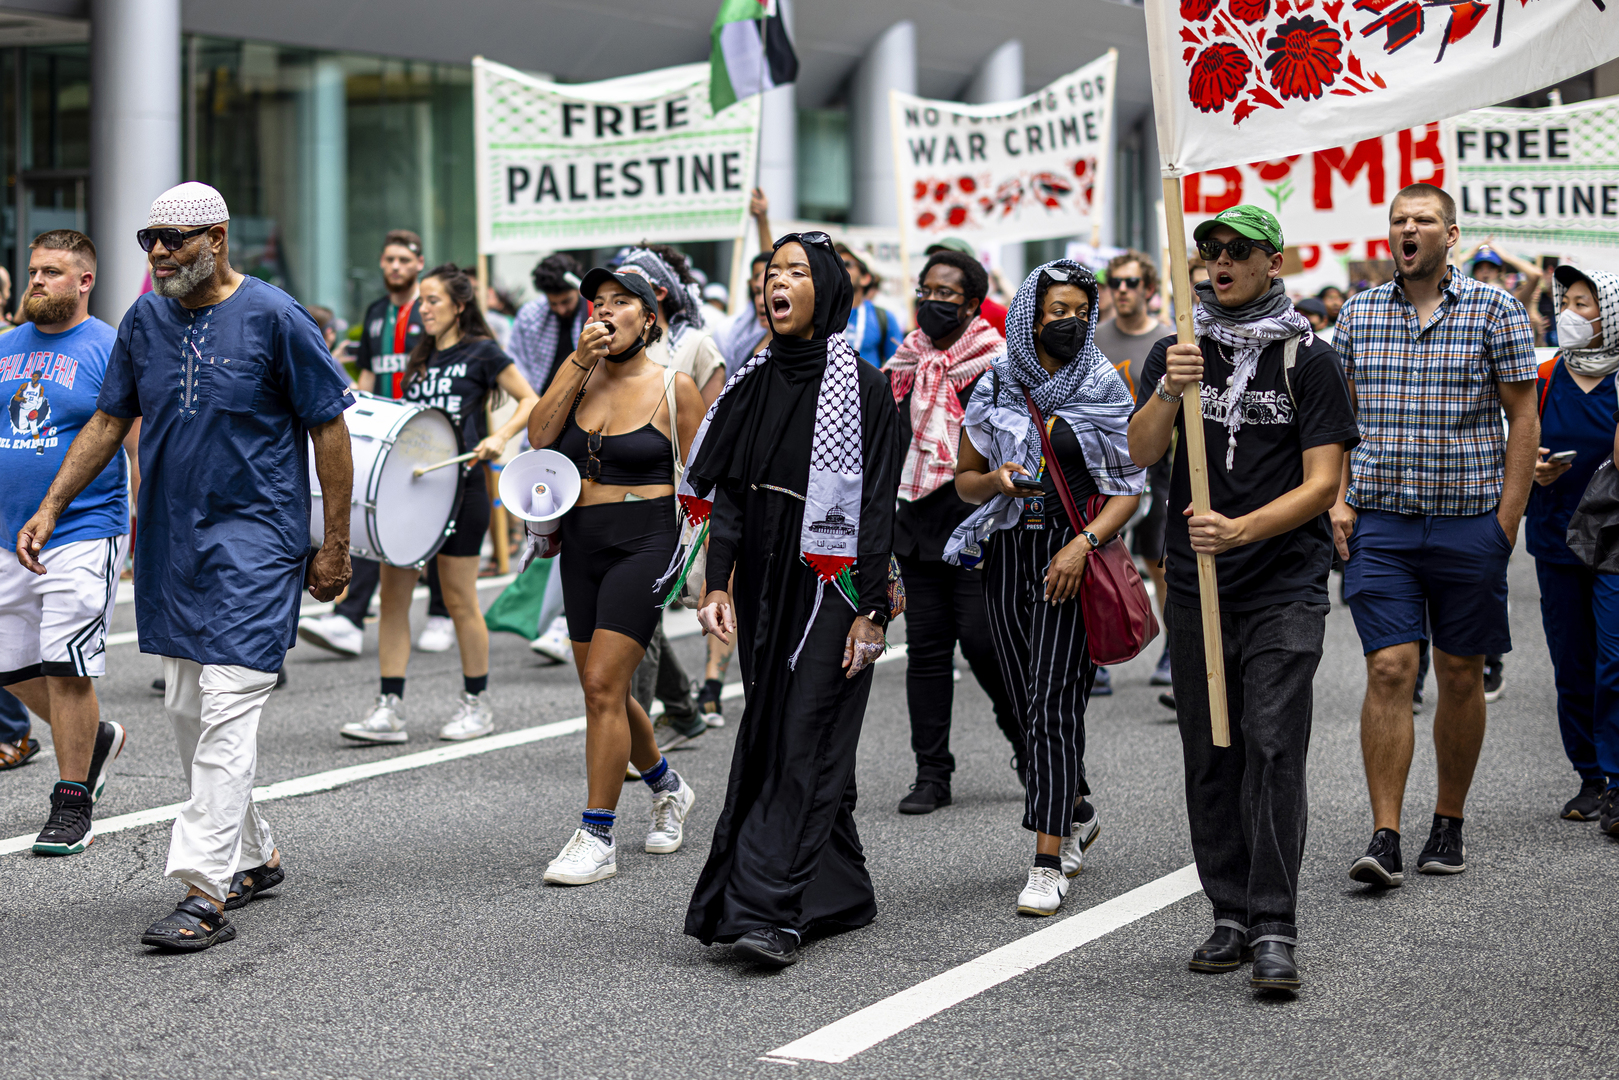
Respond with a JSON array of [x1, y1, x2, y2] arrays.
[[402, 336, 513, 481], [1133, 332, 1358, 612]]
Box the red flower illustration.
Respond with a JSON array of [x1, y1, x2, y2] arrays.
[[958, 176, 977, 193], [914, 181, 928, 200], [1181, 0, 1219, 20], [934, 182, 951, 202], [1264, 15, 1343, 100], [1230, 0, 1270, 23], [917, 211, 937, 229], [1073, 158, 1089, 178], [1187, 43, 1252, 113], [947, 206, 968, 226]]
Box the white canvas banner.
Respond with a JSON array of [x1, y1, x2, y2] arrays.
[[1145, 0, 1619, 176], [891, 52, 1116, 249], [473, 59, 761, 253]]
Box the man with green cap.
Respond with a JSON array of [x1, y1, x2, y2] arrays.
[[925, 238, 1007, 335], [1126, 204, 1359, 996]]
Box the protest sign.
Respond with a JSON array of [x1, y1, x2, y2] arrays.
[[891, 52, 1116, 249], [473, 59, 761, 253]]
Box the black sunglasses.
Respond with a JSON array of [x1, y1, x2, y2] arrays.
[[1108, 276, 1144, 291], [774, 231, 833, 250], [136, 225, 212, 253], [585, 429, 602, 483], [1197, 237, 1275, 263]]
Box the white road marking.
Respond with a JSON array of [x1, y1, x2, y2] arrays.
[[764, 863, 1203, 1064], [0, 644, 906, 856]]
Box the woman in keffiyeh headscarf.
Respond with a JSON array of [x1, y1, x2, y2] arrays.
[[881, 249, 1024, 815], [1528, 263, 1619, 826], [679, 232, 903, 968], [946, 260, 1144, 920]]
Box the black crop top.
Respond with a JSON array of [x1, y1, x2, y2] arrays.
[[554, 416, 674, 487]]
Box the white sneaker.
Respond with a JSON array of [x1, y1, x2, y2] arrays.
[[416, 615, 456, 653], [1059, 812, 1101, 878], [340, 694, 408, 744], [1017, 865, 1068, 916], [645, 779, 696, 854], [530, 616, 572, 664], [299, 613, 362, 657], [438, 691, 494, 741], [543, 828, 617, 885]]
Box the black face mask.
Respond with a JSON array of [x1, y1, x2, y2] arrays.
[[605, 323, 650, 363], [916, 299, 964, 342], [1038, 316, 1085, 362]]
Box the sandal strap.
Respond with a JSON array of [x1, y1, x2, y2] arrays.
[[0, 738, 37, 769]]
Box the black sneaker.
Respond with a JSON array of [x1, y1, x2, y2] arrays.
[[1416, 814, 1466, 874], [86, 721, 127, 803], [1598, 788, 1619, 837], [1563, 777, 1608, 821], [1482, 657, 1504, 703], [1349, 828, 1404, 887], [32, 781, 94, 855], [1158, 692, 1177, 712], [898, 780, 951, 815]]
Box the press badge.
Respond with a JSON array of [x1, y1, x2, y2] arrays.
[[1022, 494, 1045, 530]]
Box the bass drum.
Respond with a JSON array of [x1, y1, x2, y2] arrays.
[[310, 393, 463, 568]]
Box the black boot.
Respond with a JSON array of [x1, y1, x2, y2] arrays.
[[1188, 925, 1249, 973], [1249, 941, 1300, 994], [732, 927, 799, 967]]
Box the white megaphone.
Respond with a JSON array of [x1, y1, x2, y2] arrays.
[[498, 449, 581, 537]]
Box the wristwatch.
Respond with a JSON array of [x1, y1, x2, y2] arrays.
[[859, 608, 891, 631], [1154, 375, 1183, 403], [1079, 529, 1101, 552]]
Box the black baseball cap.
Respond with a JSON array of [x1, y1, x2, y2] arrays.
[[579, 266, 658, 309]]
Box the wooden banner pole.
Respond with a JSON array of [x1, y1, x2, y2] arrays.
[[1159, 174, 1230, 747]]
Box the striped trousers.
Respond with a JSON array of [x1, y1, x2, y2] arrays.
[[984, 524, 1094, 837]]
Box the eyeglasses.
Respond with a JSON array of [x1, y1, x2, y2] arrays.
[[775, 231, 832, 250], [915, 286, 965, 303], [585, 429, 602, 483], [1196, 237, 1274, 263], [136, 225, 212, 253], [1108, 276, 1144, 291]]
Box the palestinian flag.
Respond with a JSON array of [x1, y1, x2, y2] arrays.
[[709, 0, 798, 114]]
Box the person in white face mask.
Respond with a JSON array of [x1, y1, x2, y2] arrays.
[[1527, 264, 1619, 834]]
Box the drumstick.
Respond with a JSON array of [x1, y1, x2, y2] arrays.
[[412, 451, 479, 478]]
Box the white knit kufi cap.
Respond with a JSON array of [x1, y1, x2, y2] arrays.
[[146, 182, 230, 228]]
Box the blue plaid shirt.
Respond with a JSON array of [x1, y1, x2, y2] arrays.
[[1334, 270, 1536, 517]]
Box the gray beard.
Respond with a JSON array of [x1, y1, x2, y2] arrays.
[[151, 245, 217, 299]]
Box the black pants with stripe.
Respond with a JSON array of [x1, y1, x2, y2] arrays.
[[985, 523, 1095, 837]]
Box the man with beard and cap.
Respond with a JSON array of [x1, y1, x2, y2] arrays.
[[0, 230, 130, 857], [1129, 204, 1357, 996], [667, 231, 902, 968], [16, 182, 355, 950]]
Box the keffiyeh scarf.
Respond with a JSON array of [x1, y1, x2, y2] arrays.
[[885, 316, 1002, 501], [1554, 266, 1619, 377], [1190, 278, 1314, 470], [621, 248, 703, 342]]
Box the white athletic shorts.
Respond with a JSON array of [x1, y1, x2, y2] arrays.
[[0, 534, 127, 683]]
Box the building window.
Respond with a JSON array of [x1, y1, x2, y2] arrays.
[[797, 108, 850, 223]]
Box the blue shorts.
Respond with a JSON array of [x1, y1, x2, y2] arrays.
[[1343, 509, 1512, 658]]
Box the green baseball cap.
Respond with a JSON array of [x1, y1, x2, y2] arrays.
[[1192, 205, 1284, 252], [925, 236, 976, 256]]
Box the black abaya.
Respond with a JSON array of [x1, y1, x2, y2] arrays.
[[684, 356, 902, 945]]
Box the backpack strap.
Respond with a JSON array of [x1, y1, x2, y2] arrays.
[[874, 305, 892, 362], [662, 365, 683, 480], [1538, 354, 1560, 417], [1281, 334, 1301, 410]]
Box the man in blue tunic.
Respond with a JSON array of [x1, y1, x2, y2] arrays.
[[16, 182, 355, 951]]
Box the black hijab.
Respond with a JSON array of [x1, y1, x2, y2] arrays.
[[686, 234, 855, 496]]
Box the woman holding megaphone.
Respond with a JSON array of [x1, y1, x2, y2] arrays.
[[526, 265, 706, 886]]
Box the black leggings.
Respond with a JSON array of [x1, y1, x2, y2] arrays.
[[559, 496, 678, 647]]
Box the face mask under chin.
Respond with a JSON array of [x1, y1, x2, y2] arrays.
[[605, 326, 649, 362]]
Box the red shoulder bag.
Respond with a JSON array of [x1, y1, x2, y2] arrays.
[[1022, 389, 1160, 666]]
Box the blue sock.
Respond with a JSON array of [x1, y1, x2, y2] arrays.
[[640, 757, 680, 794], [581, 808, 615, 843]]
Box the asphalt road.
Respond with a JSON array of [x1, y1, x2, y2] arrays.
[[0, 547, 1615, 1080]]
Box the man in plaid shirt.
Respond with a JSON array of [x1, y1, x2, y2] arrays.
[[1330, 183, 1539, 886]]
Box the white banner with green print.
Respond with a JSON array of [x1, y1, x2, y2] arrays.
[[473, 58, 762, 253]]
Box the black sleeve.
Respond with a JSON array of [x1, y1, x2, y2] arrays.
[[704, 485, 744, 595], [856, 367, 904, 613], [1131, 338, 1173, 415], [1292, 340, 1360, 452], [354, 299, 378, 373]]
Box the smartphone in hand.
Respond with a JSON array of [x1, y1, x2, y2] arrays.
[[1009, 474, 1044, 494], [1549, 450, 1578, 464]]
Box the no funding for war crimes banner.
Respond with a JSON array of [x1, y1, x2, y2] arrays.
[[474, 59, 762, 253], [892, 52, 1116, 249]]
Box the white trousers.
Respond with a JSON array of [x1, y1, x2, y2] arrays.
[[162, 657, 277, 903]]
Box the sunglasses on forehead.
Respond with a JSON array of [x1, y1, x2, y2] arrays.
[[136, 225, 212, 253], [774, 231, 833, 251]]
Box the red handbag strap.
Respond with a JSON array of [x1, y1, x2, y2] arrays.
[[1022, 388, 1087, 530]]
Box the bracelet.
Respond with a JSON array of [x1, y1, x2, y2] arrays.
[[1153, 375, 1183, 404], [571, 357, 592, 372]]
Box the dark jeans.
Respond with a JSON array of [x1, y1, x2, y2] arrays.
[[1170, 600, 1327, 946], [335, 556, 450, 628], [1536, 559, 1619, 782], [899, 554, 1022, 786], [0, 687, 28, 742], [633, 624, 696, 725]]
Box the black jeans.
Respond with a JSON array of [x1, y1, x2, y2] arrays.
[[899, 554, 1022, 786], [1169, 600, 1326, 946], [633, 624, 696, 725], [335, 556, 450, 628]]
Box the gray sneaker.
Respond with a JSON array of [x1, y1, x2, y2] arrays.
[[341, 694, 408, 744], [439, 691, 494, 741], [655, 709, 707, 753]]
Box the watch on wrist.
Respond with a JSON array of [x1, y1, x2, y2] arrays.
[[860, 608, 890, 631], [1080, 529, 1101, 552], [1154, 375, 1183, 404]]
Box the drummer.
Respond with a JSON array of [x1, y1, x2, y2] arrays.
[[340, 264, 538, 744]]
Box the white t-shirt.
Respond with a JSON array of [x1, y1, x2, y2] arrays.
[[648, 327, 725, 394]]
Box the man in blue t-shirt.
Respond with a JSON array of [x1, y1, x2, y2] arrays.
[[17, 184, 355, 952], [837, 244, 905, 366], [0, 229, 131, 857]]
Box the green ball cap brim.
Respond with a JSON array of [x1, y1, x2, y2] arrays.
[[1192, 205, 1284, 251]]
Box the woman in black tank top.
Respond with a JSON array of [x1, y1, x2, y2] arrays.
[[526, 266, 707, 885]]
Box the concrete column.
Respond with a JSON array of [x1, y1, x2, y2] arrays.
[[849, 20, 915, 227], [963, 41, 1024, 285], [755, 0, 796, 220], [306, 55, 348, 313], [89, 0, 181, 323]]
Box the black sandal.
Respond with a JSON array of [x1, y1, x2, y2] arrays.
[[140, 896, 236, 952], [224, 861, 285, 910]]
